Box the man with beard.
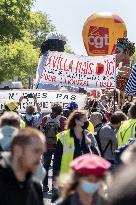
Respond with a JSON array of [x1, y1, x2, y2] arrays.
[[0, 127, 45, 205]]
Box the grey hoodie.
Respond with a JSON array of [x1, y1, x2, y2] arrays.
[[0, 126, 16, 151]]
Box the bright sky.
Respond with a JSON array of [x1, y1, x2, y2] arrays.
[[33, 0, 135, 55]]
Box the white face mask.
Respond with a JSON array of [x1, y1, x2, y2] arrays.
[[80, 180, 100, 194]]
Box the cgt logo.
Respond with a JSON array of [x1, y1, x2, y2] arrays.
[[88, 26, 109, 54]]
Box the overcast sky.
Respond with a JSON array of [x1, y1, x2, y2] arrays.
[[33, 0, 136, 55]]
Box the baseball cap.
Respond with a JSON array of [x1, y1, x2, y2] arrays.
[[4, 100, 18, 111], [66, 101, 78, 110]]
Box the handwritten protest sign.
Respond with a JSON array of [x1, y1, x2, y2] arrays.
[[0, 89, 87, 113], [39, 51, 116, 88]]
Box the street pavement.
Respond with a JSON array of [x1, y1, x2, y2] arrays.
[[43, 167, 55, 205], [44, 195, 54, 205]]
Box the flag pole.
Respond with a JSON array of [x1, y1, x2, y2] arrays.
[[114, 55, 117, 112], [113, 89, 116, 112]]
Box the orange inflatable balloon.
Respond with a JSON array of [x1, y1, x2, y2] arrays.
[[82, 12, 127, 56]]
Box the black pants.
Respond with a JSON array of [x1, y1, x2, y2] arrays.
[[42, 149, 54, 188]]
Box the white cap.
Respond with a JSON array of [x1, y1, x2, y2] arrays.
[[46, 32, 67, 42]]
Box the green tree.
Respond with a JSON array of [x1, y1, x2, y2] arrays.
[[0, 0, 35, 43], [0, 1, 57, 84], [65, 44, 75, 54], [28, 11, 55, 47], [0, 40, 39, 85], [0, 0, 73, 85]]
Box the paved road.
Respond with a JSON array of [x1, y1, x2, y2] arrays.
[[43, 167, 55, 205], [44, 198, 53, 205], [44, 196, 54, 205]]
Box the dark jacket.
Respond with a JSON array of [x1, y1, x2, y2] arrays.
[[0, 153, 44, 205], [108, 163, 136, 205], [56, 192, 105, 205], [53, 129, 99, 179]]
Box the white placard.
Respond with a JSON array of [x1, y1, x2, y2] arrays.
[[38, 51, 116, 88], [0, 89, 87, 113]]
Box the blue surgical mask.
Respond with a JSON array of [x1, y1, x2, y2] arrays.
[[80, 180, 100, 194]]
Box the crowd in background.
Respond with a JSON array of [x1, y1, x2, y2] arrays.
[[0, 31, 136, 205], [0, 89, 136, 205]]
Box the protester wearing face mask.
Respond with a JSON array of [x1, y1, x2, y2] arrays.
[[56, 153, 111, 205], [53, 110, 100, 182]]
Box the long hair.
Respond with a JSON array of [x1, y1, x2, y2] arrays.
[[57, 171, 82, 199], [65, 110, 87, 130], [57, 171, 107, 200]]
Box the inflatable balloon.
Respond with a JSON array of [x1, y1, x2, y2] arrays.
[[82, 12, 127, 56]]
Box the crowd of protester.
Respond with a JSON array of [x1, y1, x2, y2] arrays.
[[0, 89, 136, 205], [0, 32, 136, 204]]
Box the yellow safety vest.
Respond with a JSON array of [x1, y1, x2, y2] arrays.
[[20, 119, 26, 128], [57, 129, 75, 174], [87, 122, 94, 134], [116, 119, 136, 147]]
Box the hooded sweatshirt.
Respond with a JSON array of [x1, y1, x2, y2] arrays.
[[0, 126, 16, 151]]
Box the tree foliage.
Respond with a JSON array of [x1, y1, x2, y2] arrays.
[[28, 11, 55, 47], [0, 0, 73, 86], [0, 40, 39, 84], [0, 0, 57, 85], [0, 0, 34, 43]]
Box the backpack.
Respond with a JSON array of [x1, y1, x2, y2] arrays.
[[84, 129, 101, 156], [23, 115, 34, 127], [43, 115, 61, 145], [94, 125, 112, 157], [113, 138, 135, 165]]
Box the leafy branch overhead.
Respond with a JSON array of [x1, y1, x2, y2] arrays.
[[0, 0, 34, 42], [0, 0, 55, 85]]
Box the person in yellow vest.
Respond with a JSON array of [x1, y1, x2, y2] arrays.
[[88, 121, 94, 134], [53, 110, 100, 180], [3, 97, 25, 128], [116, 102, 136, 147]]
